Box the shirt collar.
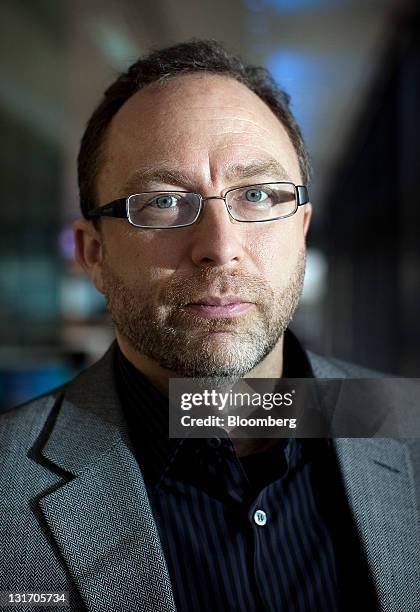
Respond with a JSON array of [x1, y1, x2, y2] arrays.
[[114, 327, 314, 488]]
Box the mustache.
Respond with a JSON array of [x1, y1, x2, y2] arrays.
[[160, 269, 273, 305]]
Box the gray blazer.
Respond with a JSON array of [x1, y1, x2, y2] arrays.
[[0, 345, 419, 612]]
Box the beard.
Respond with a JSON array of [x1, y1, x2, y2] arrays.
[[101, 249, 306, 385]]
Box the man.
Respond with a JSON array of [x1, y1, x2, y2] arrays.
[[0, 40, 418, 612]]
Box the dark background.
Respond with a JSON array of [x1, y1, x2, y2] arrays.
[[1, 0, 419, 409]]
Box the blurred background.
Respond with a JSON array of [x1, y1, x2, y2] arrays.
[[1, 0, 419, 409]]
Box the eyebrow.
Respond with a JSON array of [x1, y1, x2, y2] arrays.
[[122, 158, 291, 194]]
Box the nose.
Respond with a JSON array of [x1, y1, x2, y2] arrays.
[[188, 196, 244, 268]]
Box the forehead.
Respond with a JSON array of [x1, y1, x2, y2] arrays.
[[97, 73, 301, 198]]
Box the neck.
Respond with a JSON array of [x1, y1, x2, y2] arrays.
[[116, 332, 284, 393], [116, 332, 285, 457]]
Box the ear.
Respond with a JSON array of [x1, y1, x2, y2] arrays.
[[73, 218, 105, 293], [302, 202, 312, 238]]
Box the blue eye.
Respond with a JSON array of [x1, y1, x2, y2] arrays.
[[245, 188, 268, 203], [155, 195, 179, 208]]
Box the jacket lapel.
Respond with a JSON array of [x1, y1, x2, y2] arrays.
[[334, 438, 419, 611], [38, 346, 177, 612]]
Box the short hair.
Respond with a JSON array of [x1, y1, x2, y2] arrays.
[[77, 39, 312, 218]]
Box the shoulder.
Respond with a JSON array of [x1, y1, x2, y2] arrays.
[[2, 343, 117, 417], [0, 342, 118, 448], [306, 350, 386, 378], [307, 350, 420, 460], [0, 383, 67, 453]]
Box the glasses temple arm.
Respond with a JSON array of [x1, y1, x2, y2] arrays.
[[296, 185, 309, 206], [86, 198, 127, 218]]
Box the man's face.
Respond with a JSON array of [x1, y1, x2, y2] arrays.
[[90, 73, 311, 380]]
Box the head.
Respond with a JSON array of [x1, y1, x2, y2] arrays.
[[74, 40, 312, 385]]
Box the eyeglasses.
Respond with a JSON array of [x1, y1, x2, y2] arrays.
[[86, 182, 309, 229]]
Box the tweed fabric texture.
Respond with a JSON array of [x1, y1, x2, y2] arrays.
[[308, 351, 420, 612], [0, 348, 176, 612], [0, 396, 87, 611]]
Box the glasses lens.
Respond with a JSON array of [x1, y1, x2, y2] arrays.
[[226, 183, 297, 221], [128, 192, 201, 227]]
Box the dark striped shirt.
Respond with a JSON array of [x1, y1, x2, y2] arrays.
[[115, 330, 377, 611]]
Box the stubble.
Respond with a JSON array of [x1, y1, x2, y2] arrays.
[[101, 249, 306, 383]]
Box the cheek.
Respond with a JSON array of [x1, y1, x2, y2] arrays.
[[108, 227, 183, 287], [249, 220, 304, 279]]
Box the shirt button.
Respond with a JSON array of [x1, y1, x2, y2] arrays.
[[207, 437, 222, 448], [253, 509, 267, 526]]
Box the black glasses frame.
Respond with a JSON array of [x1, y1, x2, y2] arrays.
[[86, 182, 310, 229]]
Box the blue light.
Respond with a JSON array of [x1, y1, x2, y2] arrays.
[[265, 49, 353, 148], [253, 0, 339, 11]]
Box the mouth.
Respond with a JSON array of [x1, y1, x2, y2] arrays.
[[181, 296, 255, 319]]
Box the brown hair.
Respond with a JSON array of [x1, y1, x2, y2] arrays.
[[77, 39, 312, 217]]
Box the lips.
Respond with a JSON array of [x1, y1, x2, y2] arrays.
[[181, 295, 255, 319], [187, 296, 250, 306]]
